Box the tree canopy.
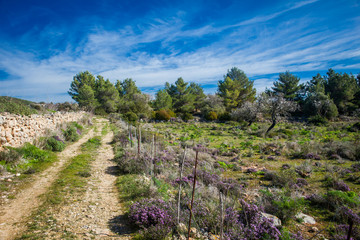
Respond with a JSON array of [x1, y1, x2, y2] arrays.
[[271, 71, 302, 101], [217, 67, 256, 111]]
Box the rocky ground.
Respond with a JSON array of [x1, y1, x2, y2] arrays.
[[0, 119, 130, 240], [49, 125, 131, 239]]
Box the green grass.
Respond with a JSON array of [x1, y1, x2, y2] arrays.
[[116, 174, 150, 209], [0, 96, 38, 115], [101, 122, 110, 135], [0, 143, 57, 175]]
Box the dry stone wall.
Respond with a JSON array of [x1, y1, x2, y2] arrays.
[[0, 111, 87, 151]]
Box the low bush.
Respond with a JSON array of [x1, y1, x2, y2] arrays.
[[323, 141, 359, 161], [308, 115, 328, 126], [45, 136, 65, 152], [259, 189, 305, 223], [124, 111, 138, 123], [115, 151, 149, 174], [0, 148, 22, 166], [117, 174, 151, 204], [263, 169, 297, 188], [273, 196, 305, 223], [226, 200, 282, 239], [129, 198, 174, 239], [332, 180, 351, 192], [181, 112, 193, 121], [205, 111, 218, 121], [325, 190, 360, 209], [64, 126, 80, 142], [155, 110, 171, 121], [295, 160, 313, 178], [218, 112, 231, 121]]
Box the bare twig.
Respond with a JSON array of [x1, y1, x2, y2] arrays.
[[187, 150, 199, 240], [177, 147, 187, 224]]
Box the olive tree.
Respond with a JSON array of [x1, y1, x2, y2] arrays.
[[258, 92, 298, 136]]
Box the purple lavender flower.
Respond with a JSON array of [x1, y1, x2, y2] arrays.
[[53, 135, 64, 143], [333, 180, 351, 192], [246, 168, 258, 173], [296, 178, 308, 188]]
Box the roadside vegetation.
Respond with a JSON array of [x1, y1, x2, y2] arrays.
[[0, 117, 91, 204]]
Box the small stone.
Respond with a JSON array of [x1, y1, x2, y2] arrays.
[[295, 213, 316, 224], [15, 173, 21, 177], [261, 212, 282, 226], [7, 178, 12, 182], [309, 226, 319, 233]]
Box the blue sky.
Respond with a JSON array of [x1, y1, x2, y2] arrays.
[[0, 0, 359, 102]]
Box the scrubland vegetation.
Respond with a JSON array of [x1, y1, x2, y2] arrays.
[[91, 66, 359, 240], [109, 115, 360, 240]]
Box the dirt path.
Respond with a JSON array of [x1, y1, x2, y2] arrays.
[[0, 126, 95, 240], [50, 122, 131, 239]]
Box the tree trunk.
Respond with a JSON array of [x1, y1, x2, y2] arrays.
[[265, 118, 276, 137]]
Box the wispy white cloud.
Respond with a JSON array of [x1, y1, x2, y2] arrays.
[[0, 0, 359, 102]]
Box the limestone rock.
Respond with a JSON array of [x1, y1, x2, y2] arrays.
[[296, 213, 316, 224], [261, 212, 282, 226]]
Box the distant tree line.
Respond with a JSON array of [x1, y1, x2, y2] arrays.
[[68, 68, 360, 125]]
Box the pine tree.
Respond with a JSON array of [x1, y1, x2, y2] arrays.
[[95, 76, 120, 113], [173, 78, 195, 114], [271, 71, 301, 101], [68, 71, 96, 103], [154, 89, 172, 110], [217, 67, 256, 111], [324, 69, 358, 114]]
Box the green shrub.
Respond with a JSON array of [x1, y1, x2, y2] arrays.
[[155, 110, 171, 121], [273, 197, 305, 223], [64, 126, 79, 142], [259, 189, 305, 223], [94, 107, 108, 116], [347, 122, 360, 132], [167, 110, 176, 118], [0, 148, 22, 166], [205, 111, 218, 121], [325, 190, 360, 209], [45, 137, 65, 152], [217, 161, 229, 169], [69, 121, 83, 130], [218, 112, 231, 121], [308, 115, 328, 126], [124, 111, 138, 123], [181, 112, 193, 121], [263, 169, 297, 188]]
